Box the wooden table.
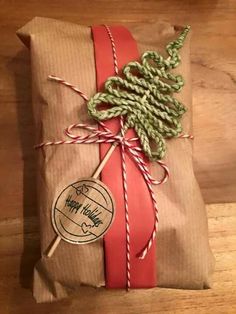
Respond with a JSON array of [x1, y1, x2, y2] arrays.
[[0, 1, 236, 313]]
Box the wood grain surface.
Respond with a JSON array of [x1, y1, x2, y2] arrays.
[[0, 0, 235, 313]]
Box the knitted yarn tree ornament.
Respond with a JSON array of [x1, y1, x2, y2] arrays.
[[87, 26, 190, 160]]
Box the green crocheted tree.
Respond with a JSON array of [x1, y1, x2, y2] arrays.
[[87, 26, 190, 161]]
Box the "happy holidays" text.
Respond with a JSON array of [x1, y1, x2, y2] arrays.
[[65, 194, 103, 227]]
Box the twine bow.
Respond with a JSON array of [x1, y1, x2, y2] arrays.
[[65, 121, 169, 186]]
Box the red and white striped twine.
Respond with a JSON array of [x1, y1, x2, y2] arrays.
[[35, 76, 191, 281], [178, 133, 194, 139], [48, 75, 89, 101], [104, 25, 119, 75], [120, 117, 131, 288], [36, 25, 193, 290]]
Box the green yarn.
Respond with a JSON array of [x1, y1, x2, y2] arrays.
[[87, 26, 190, 161]]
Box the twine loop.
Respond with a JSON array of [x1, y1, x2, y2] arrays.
[[63, 121, 170, 186]]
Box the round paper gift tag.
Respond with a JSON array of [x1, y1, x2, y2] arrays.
[[52, 178, 115, 244]]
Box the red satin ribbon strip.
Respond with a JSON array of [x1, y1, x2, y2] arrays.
[[91, 25, 156, 288]]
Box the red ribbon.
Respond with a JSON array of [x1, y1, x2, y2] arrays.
[[92, 25, 157, 288]]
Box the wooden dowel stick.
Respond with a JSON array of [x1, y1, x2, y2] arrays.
[[46, 142, 118, 257], [46, 234, 61, 257], [92, 142, 118, 179]]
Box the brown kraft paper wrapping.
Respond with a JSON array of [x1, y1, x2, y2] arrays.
[[17, 17, 214, 303]]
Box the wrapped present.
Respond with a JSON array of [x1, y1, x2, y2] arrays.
[[17, 17, 214, 303]]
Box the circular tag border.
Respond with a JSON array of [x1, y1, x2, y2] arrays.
[[51, 177, 115, 245]]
